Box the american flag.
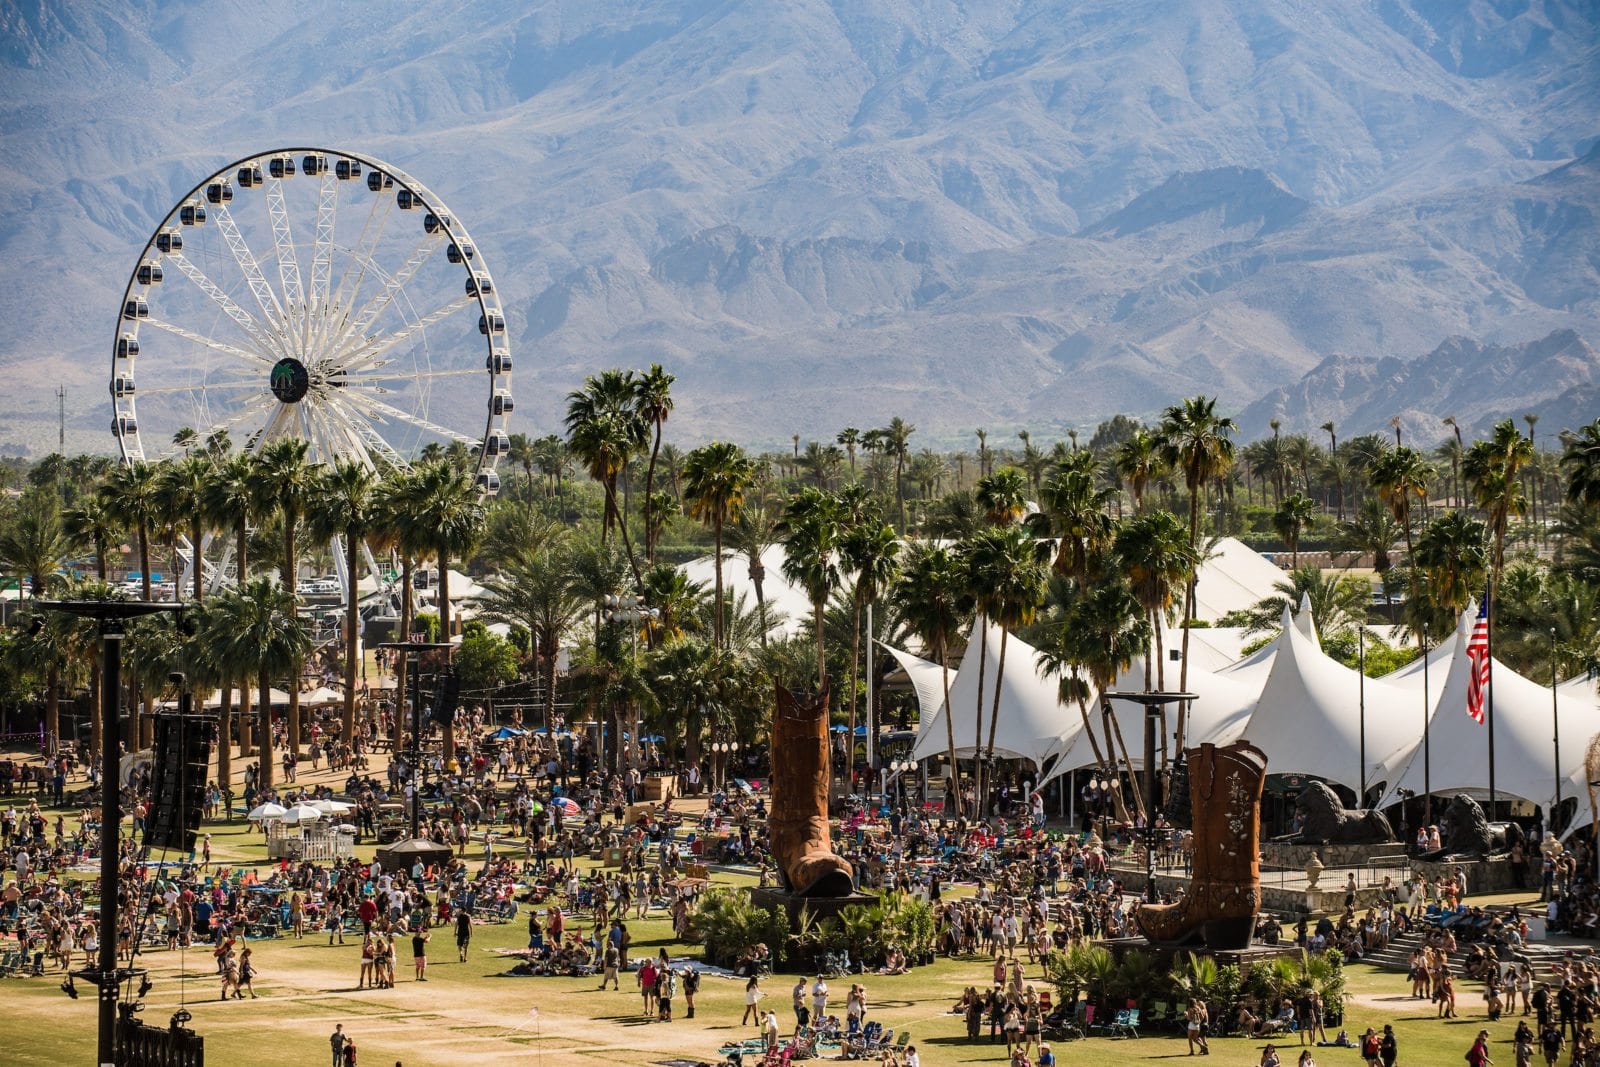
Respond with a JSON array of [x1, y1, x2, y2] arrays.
[[1466, 597, 1491, 724]]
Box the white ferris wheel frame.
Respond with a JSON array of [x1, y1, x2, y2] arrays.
[[109, 147, 512, 493]]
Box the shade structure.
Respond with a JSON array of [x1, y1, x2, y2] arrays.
[[375, 837, 452, 871], [281, 803, 323, 824], [1378, 610, 1600, 813], [881, 641, 953, 727], [1216, 596, 1321, 687], [1239, 610, 1417, 792], [1191, 537, 1288, 622], [909, 618, 1079, 769], [247, 802, 287, 820], [302, 685, 345, 706], [307, 799, 354, 814]]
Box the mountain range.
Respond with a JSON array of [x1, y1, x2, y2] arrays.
[[1, 0, 1597, 455]]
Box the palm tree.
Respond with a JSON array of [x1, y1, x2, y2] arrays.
[[779, 488, 844, 686], [101, 461, 159, 600], [727, 493, 781, 647], [407, 460, 486, 762], [975, 467, 1029, 526], [373, 466, 431, 751], [1321, 421, 1346, 520], [1034, 577, 1148, 819], [306, 460, 378, 740], [841, 519, 901, 757], [634, 364, 675, 563], [1157, 395, 1237, 751], [62, 495, 123, 580], [836, 428, 861, 474], [1113, 429, 1162, 513], [1415, 511, 1489, 616], [1465, 419, 1535, 612], [0, 488, 73, 598], [1441, 416, 1465, 506], [476, 533, 585, 729], [896, 544, 974, 816], [1240, 566, 1372, 642], [203, 451, 264, 753], [159, 453, 213, 601], [1114, 510, 1197, 693], [254, 438, 317, 754], [1370, 444, 1432, 648], [209, 577, 310, 792], [1272, 492, 1317, 567], [1028, 459, 1115, 582], [1562, 418, 1600, 511], [682, 442, 756, 649], [1337, 497, 1402, 575], [565, 370, 647, 578], [883, 417, 915, 528], [965, 524, 1049, 815]]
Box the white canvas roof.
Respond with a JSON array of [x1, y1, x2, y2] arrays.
[[680, 544, 805, 639], [882, 642, 951, 727], [1192, 537, 1287, 622], [909, 619, 1079, 768], [1378, 610, 1600, 813], [1239, 612, 1418, 792]]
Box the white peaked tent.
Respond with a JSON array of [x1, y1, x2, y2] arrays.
[[1378, 610, 1600, 813], [680, 545, 807, 639], [909, 619, 1080, 768], [882, 642, 952, 727], [1239, 611, 1418, 791], [1192, 537, 1289, 622], [1218, 596, 1321, 687], [1040, 661, 1261, 784]]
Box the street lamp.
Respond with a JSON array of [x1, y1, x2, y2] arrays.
[[375, 638, 453, 844], [37, 597, 184, 1067], [1106, 691, 1197, 904]]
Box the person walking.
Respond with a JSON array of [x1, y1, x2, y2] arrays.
[[1467, 1029, 1495, 1067], [238, 947, 259, 998], [811, 974, 829, 1024], [1360, 1027, 1381, 1066], [411, 925, 430, 982], [1540, 1020, 1565, 1066], [1259, 1045, 1281, 1067], [1185, 999, 1209, 1056], [455, 907, 472, 963], [682, 966, 699, 1020], [330, 1024, 347, 1067], [599, 940, 620, 990], [742, 974, 764, 1026], [793, 977, 810, 1029]]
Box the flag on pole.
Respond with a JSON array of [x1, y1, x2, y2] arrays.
[[1466, 598, 1490, 724]]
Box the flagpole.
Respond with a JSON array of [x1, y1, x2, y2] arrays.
[[1422, 634, 1431, 827], [1487, 586, 1497, 813]]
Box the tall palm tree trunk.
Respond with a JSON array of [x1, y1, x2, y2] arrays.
[[394, 557, 413, 753], [542, 632, 559, 731], [982, 627, 1010, 818], [605, 480, 643, 584], [259, 669, 275, 792], [847, 590, 863, 788], [1103, 698, 1145, 821], [438, 548, 455, 764], [45, 665, 60, 751], [644, 424, 662, 563], [712, 518, 725, 648], [283, 521, 301, 758], [343, 533, 359, 742], [191, 518, 204, 601], [236, 522, 253, 757], [217, 688, 234, 797], [941, 651, 962, 819], [138, 521, 153, 749]]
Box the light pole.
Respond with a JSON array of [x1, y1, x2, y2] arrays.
[[1106, 691, 1196, 904], [375, 638, 452, 843], [1552, 628, 1563, 816], [38, 598, 183, 1067]]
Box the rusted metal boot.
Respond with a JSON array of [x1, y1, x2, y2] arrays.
[[769, 684, 854, 897], [1134, 740, 1266, 950]]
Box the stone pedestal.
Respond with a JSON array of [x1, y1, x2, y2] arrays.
[[748, 885, 877, 926]]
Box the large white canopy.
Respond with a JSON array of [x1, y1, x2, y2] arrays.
[[909, 619, 1078, 768], [1239, 611, 1419, 792], [1378, 610, 1600, 813], [1192, 537, 1288, 622]]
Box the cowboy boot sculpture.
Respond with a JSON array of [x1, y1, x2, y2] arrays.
[[1135, 740, 1267, 950], [769, 684, 854, 897]]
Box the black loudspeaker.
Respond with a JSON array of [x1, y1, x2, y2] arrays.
[[429, 670, 460, 726], [146, 713, 213, 853]]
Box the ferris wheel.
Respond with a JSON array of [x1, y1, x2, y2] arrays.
[[109, 147, 512, 495]]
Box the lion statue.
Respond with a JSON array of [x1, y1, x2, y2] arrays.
[[1278, 780, 1395, 845], [1419, 793, 1524, 860]]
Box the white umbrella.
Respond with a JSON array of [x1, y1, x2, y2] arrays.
[[281, 804, 323, 824], [307, 799, 354, 814], [247, 802, 288, 821], [333, 824, 358, 834]]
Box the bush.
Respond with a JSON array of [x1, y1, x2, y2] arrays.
[[690, 889, 789, 969]]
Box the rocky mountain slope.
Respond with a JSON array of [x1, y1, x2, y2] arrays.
[[1, 0, 1596, 453]]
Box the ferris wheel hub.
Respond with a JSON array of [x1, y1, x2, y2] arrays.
[[269, 357, 310, 404]]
